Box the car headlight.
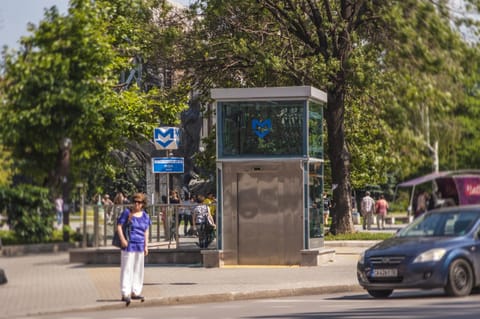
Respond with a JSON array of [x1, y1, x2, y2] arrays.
[[358, 251, 365, 265], [413, 248, 446, 263]]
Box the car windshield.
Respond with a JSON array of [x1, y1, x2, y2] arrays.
[[397, 209, 480, 237]]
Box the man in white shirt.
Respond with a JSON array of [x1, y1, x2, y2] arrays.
[[361, 191, 375, 230]]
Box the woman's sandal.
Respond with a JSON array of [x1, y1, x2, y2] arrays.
[[131, 294, 145, 302]]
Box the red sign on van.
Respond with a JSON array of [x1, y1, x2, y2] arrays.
[[455, 177, 480, 205]]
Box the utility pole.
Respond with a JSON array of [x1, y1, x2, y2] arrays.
[[424, 106, 439, 172]]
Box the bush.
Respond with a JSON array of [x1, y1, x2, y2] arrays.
[[0, 184, 55, 244], [0, 229, 18, 245], [0, 228, 80, 245], [325, 231, 393, 241]]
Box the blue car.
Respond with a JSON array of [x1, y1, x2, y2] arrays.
[[357, 205, 480, 298]]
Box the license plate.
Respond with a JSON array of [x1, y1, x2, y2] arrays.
[[372, 268, 398, 277]]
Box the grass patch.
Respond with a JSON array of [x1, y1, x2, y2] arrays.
[[325, 231, 394, 241]]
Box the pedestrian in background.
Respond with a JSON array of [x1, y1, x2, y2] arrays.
[[54, 196, 64, 227], [169, 189, 180, 204], [360, 191, 375, 230], [203, 192, 217, 222], [113, 191, 127, 221], [323, 192, 331, 225], [181, 195, 194, 236], [117, 192, 151, 306], [102, 194, 114, 224], [415, 190, 428, 219], [193, 195, 216, 248], [375, 194, 389, 230]]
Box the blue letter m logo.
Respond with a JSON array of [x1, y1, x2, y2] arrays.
[[252, 119, 272, 139], [154, 127, 179, 149]]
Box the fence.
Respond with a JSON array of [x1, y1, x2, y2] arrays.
[[73, 203, 216, 249]]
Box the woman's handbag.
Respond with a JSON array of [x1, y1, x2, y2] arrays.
[[112, 219, 131, 248]]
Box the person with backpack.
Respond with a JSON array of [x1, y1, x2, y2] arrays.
[[192, 195, 216, 248]]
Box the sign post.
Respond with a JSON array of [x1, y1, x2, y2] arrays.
[[152, 127, 182, 206]]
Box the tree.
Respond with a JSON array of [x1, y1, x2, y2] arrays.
[[372, 1, 480, 178], [0, 1, 122, 190], [0, 184, 54, 243], [0, 0, 189, 197], [185, 0, 394, 234], [184, 0, 480, 234]]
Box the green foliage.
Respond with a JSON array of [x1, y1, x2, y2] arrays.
[[0, 2, 120, 185], [185, 0, 480, 235], [325, 232, 394, 241], [194, 127, 216, 179], [0, 230, 17, 245], [1, 0, 480, 237], [0, 0, 189, 196], [375, 0, 474, 178], [0, 184, 54, 243], [0, 228, 81, 245], [0, 146, 13, 186]]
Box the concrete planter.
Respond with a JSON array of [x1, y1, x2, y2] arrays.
[[1, 242, 79, 257]]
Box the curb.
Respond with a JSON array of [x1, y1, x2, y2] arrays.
[[324, 240, 380, 248], [25, 284, 364, 317]]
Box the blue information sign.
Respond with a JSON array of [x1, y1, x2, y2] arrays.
[[152, 157, 184, 173]]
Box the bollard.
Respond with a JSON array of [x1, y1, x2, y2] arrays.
[[352, 211, 360, 225], [0, 268, 7, 285]]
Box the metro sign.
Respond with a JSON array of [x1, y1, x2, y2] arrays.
[[252, 119, 272, 139], [152, 157, 184, 173], [154, 127, 179, 150]]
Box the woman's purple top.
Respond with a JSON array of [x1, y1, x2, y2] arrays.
[[118, 208, 151, 252]]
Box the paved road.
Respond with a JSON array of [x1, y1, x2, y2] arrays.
[[27, 290, 480, 319]]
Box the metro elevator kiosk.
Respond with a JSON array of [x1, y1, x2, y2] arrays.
[[212, 86, 328, 265]]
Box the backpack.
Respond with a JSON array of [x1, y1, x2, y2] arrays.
[[194, 204, 209, 224]]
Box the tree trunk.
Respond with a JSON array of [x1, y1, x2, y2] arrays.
[[325, 87, 355, 235]]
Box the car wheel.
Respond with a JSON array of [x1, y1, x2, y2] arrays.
[[445, 258, 473, 297], [367, 289, 393, 298]]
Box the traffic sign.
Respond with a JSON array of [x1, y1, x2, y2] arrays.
[[153, 127, 180, 150], [152, 157, 184, 173]]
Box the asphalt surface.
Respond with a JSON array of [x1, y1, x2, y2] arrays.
[[0, 224, 401, 319]]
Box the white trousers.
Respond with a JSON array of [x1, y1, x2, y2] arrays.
[[120, 250, 145, 297]]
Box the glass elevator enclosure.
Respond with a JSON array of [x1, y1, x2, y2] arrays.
[[211, 86, 327, 265]]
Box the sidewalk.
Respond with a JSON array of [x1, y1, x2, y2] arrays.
[[0, 246, 371, 318], [0, 224, 402, 318]]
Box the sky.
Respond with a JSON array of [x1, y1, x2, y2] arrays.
[[1, 1, 475, 50], [0, 0, 192, 50]]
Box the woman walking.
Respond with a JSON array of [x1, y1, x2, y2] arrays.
[[116, 192, 151, 306], [375, 194, 389, 230]]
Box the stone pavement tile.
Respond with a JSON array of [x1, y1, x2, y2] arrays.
[[0, 253, 96, 319], [0, 247, 364, 318]]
